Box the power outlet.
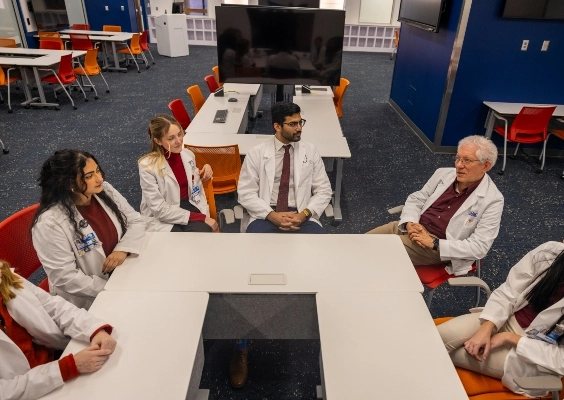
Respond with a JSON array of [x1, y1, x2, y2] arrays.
[[104, 5, 108, 11], [521, 40, 529, 51], [542, 40, 549, 51], [121, 5, 124, 10]]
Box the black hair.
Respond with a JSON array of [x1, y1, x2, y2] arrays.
[[271, 101, 301, 128], [32, 149, 128, 241], [525, 248, 564, 313]]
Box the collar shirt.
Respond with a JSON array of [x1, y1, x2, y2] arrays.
[[270, 137, 296, 209]]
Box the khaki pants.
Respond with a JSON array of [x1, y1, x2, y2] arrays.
[[437, 313, 524, 379], [366, 221, 442, 265]]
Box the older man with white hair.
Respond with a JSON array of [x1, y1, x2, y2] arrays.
[[367, 135, 504, 276]]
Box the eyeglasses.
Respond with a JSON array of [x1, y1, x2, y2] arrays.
[[283, 119, 306, 128], [454, 156, 481, 166]]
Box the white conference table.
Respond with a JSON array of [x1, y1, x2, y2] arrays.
[[317, 291, 467, 399], [293, 85, 335, 99], [483, 101, 564, 138], [186, 93, 252, 134], [106, 233, 423, 293], [223, 83, 263, 118], [41, 291, 209, 400], [0, 48, 86, 108]]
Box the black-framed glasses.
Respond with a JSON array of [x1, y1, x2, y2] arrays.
[[454, 156, 481, 166], [283, 119, 306, 128]]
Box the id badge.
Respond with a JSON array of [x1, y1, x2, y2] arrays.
[[525, 325, 558, 345], [74, 232, 100, 256], [192, 185, 201, 204]]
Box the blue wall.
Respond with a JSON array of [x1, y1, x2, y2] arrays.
[[442, 0, 564, 148], [389, 0, 464, 142], [84, 0, 139, 32]]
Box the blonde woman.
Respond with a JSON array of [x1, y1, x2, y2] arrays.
[[0, 260, 116, 399], [138, 114, 218, 232]]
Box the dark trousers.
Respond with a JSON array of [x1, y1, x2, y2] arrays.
[[171, 199, 212, 233], [247, 216, 326, 234]]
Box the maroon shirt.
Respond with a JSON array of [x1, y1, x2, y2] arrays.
[[76, 197, 119, 256], [419, 177, 483, 239], [515, 284, 564, 328]]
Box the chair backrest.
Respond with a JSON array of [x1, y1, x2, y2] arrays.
[[0, 204, 41, 279], [204, 74, 219, 93], [509, 106, 556, 142], [183, 144, 242, 194], [40, 40, 64, 50], [129, 33, 142, 52], [202, 178, 217, 221], [140, 30, 150, 50], [0, 38, 17, 48], [168, 99, 191, 130], [0, 67, 8, 86], [71, 24, 91, 30], [58, 53, 77, 82], [333, 77, 350, 118], [212, 65, 223, 87], [38, 31, 64, 49], [393, 29, 399, 47], [103, 25, 122, 32], [77, 48, 101, 75], [69, 33, 93, 50], [186, 85, 205, 115]]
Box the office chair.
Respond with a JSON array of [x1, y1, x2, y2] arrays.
[[69, 33, 96, 51], [140, 30, 155, 65], [390, 29, 399, 60], [168, 99, 191, 130], [39, 53, 87, 110], [212, 65, 223, 87], [38, 31, 65, 50], [117, 33, 148, 73], [202, 178, 235, 231], [71, 24, 91, 30], [492, 106, 556, 175], [186, 85, 205, 115], [204, 74, 219, 93], [73, 48, 110, 99], [0, 38, 17, 48], [541, 129, 564, 179], [102, 25, 122, 32], [333, 78, 350, 118], [0, 66, 19, 113]]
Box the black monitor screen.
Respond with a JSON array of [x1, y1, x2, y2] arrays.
[[502, 0, 564, 20], [216, 5, 345, 85], [172, 2, 184, 14], [31, 0, 70, 30], [398, 0, 446, 32], [257, 0, 320, 7]]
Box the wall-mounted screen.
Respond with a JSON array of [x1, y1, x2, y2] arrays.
[[502, 0, 564, 20], [257, 0, 320, 7], [398, 0, 447, 32], [216, 5, 345, 85], [30, 0, 69, 31]]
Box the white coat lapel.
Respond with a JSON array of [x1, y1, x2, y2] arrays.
[[293, 142, 303, 194], [451, 175, 488, 219], [264, 141, 276, 197], [423, 174, 452, 213], [180, 151, 196, 195]]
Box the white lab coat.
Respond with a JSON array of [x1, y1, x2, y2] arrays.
[[479, 241, 564, 397], [138, 149, 209, 232], [399, 168, 504, 276], [0, 276, 108, 400], [31, 182, 145, 310], [237, 138, 332, 227]]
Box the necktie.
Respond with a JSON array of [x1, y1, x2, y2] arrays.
[[276, 145, 291, 212]]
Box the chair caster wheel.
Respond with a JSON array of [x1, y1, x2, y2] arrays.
[[73, 106, 77, 110], [106, 90, 110, 93], [55, 107, 60, 111], [0, 100, 4, 104], [535, 169, 543, 174], [509, 155, 516, 160], [152, 62, 155, 65], [85, 99, 89, 102], [498, 170, 505, 175], [2, 149, 9, 154], [146, 66, 150, 69], [331, 220, 341, 227], [95, 96, 99, 100], [8, 109, 13, 114], [560, 174, 564, 180], [25, 105, 30, 109], [32, 106, 37, 110], [90, 88, 95, 92], [137, 70, 141, 73]]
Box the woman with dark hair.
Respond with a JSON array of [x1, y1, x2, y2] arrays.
[[438, 241, 564, 397], [138, 114, 217, 233], [31, 149, 145, 309], [0, 259, 116, 399]]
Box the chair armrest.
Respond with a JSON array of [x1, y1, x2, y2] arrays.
[[513, 376, 562, 392], [218, 209, 235, 225], [387, 205, 404, 215], [492, 112, 508, 123], [233, 205, 245, 220], [448, 277, 491, 299]]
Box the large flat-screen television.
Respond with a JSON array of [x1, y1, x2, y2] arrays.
[[30, 0, 70, 31], [398, 0, 447, 32], [502, 0, 564, 20], [257, 0, 320, 7], [216, 5, 345, 85]]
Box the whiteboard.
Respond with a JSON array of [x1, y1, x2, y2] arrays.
[[358, 0, 394, 24]]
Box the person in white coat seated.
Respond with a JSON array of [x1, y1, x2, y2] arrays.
[[237, 101, 332, 234], [367, 135, 504, 276], [0, 259, 116, 400], [438, 241, 564, 398], [138, 114, 217, 233], [31, 150, 146, 310]]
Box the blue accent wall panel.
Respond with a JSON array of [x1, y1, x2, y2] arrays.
[[389, 0, 464, 142], [84, 0, 138, 32], [442, 0, 564, 148]]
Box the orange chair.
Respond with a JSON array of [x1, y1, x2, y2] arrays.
[[212, 65, 223, 87], [69, 32, 95, 50], [71, 24, 90, 30], [0, 66, 19, 113], [73, 48, 110, 99], [117, 33, 148, 73], [492, 106, 556, 175], [40, 53, 87, 110], [542, 129, 564, 179], [203, 178, 217, 222], [390, 29, 399, 60], [102, 25, 122, 32], [0, 38, 17, 48], [204, 74, 219, 93], [184, 144, 242, 195], [140, 30, 155, 65], [186, 85, 205, 115], [333, 77, 350, 118], [38, 31, 65, 50], [0, 204, 49, 291], [168, 99, 191, 130]]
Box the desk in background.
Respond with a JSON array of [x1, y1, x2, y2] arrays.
[[223, 83, 263, 118], [186, 93, 251, 134]]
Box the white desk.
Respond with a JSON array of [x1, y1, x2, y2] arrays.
[[41, 291, 209, 400], [316, 291, 467, 399], [223, 83, 263, 118], [60, 29, 124, 36], [293, 85, 335, 99], [483, 101, 564, 138], [186, 93, 251, 134], [105, 233, 423, 293]]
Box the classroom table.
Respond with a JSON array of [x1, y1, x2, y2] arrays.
[[223, 83, 263, 118], [483, 101, 564, 138], [186, 93, 251, 134], [40, 291, 210, 400], [293, 85, 335, 99], [0, 48, 86, 108]]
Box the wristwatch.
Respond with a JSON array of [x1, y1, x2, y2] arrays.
[[302, 208, 312, 220], [432, 237, 440, 251]]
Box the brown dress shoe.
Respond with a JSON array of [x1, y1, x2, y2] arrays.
[[229, 348, 248, 388]]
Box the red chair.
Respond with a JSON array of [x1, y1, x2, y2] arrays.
[[0, 204, 48, 291], [204, 74, 219, 93], [69, 33, 95, 50], [140, 30, 155, 65], [168, 98, 191, 130], [492, 106, 556, 175], [71, 24, 90, 30], [40, 53, 87, 110], [39, 40, 64, 50]]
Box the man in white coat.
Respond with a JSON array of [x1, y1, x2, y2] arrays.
[[238, 101, 332, 234], [367, 135, 504, 276]]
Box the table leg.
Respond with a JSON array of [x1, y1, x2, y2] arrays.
[[17, 66, 39, 106], [332, 158, 343, 222], [106, 42, 127, 72], [29, 67, 59, 108], [484, 109, 495, 139]]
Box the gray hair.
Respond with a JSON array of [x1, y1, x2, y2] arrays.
[[458, 135, 497, 168]]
